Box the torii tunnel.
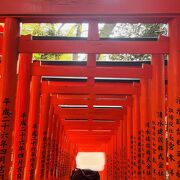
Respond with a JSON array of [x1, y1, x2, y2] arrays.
[[0, 0, 180, 180]]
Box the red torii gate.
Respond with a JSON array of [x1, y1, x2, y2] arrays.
[[0, 1, 179, 179]]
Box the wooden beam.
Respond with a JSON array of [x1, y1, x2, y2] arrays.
[[66, 131, 114, 136], [41, 83, 140, 95], [52, 97, 130, 107], [19, 37, 169, 54], [55, 108, 124, 120], [69, 136, 111, 143], [63, 124, 118, 130], [77, 146, 105, 152], [0, 0, 180, 17], [3, 16, 172, 24], [32, 64, 152, 78]]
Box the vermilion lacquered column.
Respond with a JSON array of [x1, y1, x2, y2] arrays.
[[0, 18, 19, 179], [116, 129, 121, 179], [113, 130, 118, 179], [58, 126, 65, 179], [69, 142, 73, 177], [71, 144, 77, 172], [66, 141, 71, 179], [23, 73, 41, 180], [105, 144, 108, 179], [0, 34, 1, 92], [132, 94, 141, 180], [46, 112, 56, 179], [12, 53, 32, 180], [110, 139, 113, 180], [57, 126, 64, 178], [123, 110, 127, 179], [110, 137, 114, 180], [69, 144, 74, 173], [59, 130, 65, 179], [87, 22, 99, 123], [68, 142, 72, 177], [151, 54, 166, 179], [66, 140, 72, 179], [168, 17, 180, 179], [106, 140, 112, 180], [0, 62, 1, 91], [127, 103, 133, 179], [65, 136, 70, 179], [109, 141, 112, 180], [116, 126, 122, 178], [102, 144, 107, 179], [62, 133, 66, 180], [119, 120, 123, 179], [53, 120, 60, 179], [103, 145, 107, 178], [56, 120, 61, 179], [62, 135, 68, 180], [35, 93, 50, 180], [112, 134, 116, 179], [106, 141, 109, 180], [45, 104, 54, 179], [140, 78, 152, 179], [49, 115, 58, 179]]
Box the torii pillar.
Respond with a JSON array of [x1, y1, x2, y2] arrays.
[[12, 53, 32, 180], [168, 17, 180, 179], [140, 77, 152, 179], [151, 54, 166, 179], [0, 18, 19, 179]]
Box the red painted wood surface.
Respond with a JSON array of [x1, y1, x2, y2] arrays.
[[0, 18, 19, 179], [0, 0, 180, 19], [140, 78, 152, 179], [19, 37, 169, 54], [32, 62, 152, 78], [132, 94, 141, 179], [151, 54, 166, 179], [41, 82, 140, 95], [23, 75, 41, 180], [12, 53, 32, 180], [126, 104, 133, 179], [35, 93, 50, 180], [168, 17, 180, 180]]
